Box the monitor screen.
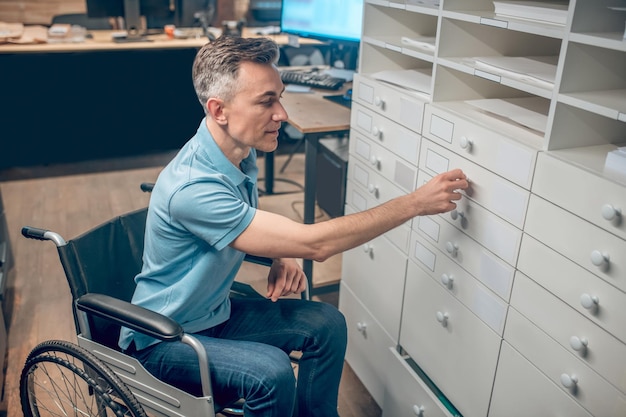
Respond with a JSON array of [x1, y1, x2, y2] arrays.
[[280, 0, 363, 45]]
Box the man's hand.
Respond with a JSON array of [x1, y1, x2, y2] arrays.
[[267, 258, 307, 302], [413, 169, 469, 216]]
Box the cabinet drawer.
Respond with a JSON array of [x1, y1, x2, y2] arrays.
[[349, 130, 418, 192], [419, 139, 529, 228], [342, 233, 407, 340], [525, 194, 626, 292], [424, 104, 537, 189], [344, 182, 411, 253], [348, 158, 407, 206], [533, 151, 626, 241], [511, 271, 626, 396], [383, 347, 454, 417], [505, 297, 626, 416], [418, 170, 522, 266], [519, 233, 626, 345], [351, 102, 422, 163], [408, 231, 508, 335], [489, 342, 593, 417], [353, 74, 426, 134], [338, 282, 395, 406], [414, 212, 516, 289], [400, 261, 501, 417]]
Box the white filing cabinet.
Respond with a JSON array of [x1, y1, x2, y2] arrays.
[[340, 1, 626, 416]]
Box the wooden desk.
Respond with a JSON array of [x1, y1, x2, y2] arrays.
[[279, 88, 351, 299]]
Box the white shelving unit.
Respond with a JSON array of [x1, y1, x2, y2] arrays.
[[340, 0, 626, 416]]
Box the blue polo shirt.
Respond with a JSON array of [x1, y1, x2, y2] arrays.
[[119, 119, 259, 351]]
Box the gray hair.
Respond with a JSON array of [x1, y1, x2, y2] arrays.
[[192, 35, 280, 111]]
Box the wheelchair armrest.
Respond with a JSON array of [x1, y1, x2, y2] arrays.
[[76, 293, 184, 342], [243, 254, 273, 267]]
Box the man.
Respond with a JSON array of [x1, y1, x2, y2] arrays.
[[119, 35, 468, 417]]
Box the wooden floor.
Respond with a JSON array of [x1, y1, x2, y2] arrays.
[[0, 152, 381, 417]]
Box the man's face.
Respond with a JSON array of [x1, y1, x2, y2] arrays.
[[222, 61, 288, 153]]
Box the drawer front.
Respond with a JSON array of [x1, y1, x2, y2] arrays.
[[349, 130, 419, 193], [489, 342, 593, 417], [414, 213, 516, 290], [353, 74, 426, 134], [351, 102, 422, 162], [508, 276, 626, 415], [338, 282, 395, 406], [344, 183, 411, 254], [400, 261, 501, 417], [533, 152, 626, 240], [510, 270, 626, 395], [518, 234, 626, 345], [424, 105, 537, 189], [341, 233, 407, 340], [419, 139, 529, 228], [418, 170, 522, 265], [383, 347, 453, 417], [525, 194, 626, 292], [348, 159, 407, 206], [408, 231, 508, 335]]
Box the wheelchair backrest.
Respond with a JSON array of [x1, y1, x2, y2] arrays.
[[60, 208, 147, 350]]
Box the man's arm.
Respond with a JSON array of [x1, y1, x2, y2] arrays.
[[231, 169, 468, 262]]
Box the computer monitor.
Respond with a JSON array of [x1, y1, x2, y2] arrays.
[[280, 0, 363, 70], [86, 0, 174, 40]]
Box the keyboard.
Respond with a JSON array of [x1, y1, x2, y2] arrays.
[[280, 70, 345, 90]]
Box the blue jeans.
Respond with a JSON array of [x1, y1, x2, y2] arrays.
[[133, 297, 347, 417]]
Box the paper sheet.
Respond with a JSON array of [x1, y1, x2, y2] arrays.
[[371, 68, 432, 94], [473, 55, 558, 88], [466, 97, 549, 133]]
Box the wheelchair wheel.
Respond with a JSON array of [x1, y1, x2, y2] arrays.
[[20, 340, 147, 417]]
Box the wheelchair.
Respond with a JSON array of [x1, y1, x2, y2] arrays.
[[20, 185, 276, 417]]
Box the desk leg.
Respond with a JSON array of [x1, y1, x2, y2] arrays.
[[264, 151, 274, 195], [302, 133, 319, 300]]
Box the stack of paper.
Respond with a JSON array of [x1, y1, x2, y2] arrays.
[[371, 69, 432, 95], [466, 97, 549, 133], [473, 55, 558, 89], [493, 1, 569, 25], [401, 36, 436, 53]]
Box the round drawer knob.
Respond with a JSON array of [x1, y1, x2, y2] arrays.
[[412, 405, 425, 416], [445, 241, 459, 257], [459, 136, 473, 150], [374, 96, 384, 108], [569, 336, 589, 352], [590, 250, 610, 267], [369, 156, 380, 168], [356, 322, 367, 333], [601, 204, 621, 221], [580, 293, 599, 310], [450, 209, 465, 221], [372, 127, 382, 139], [362, 244, 372, 254], [436, 311, 449, 327], [560, 373, 578, 389], [441, 273, 454, 288], [367, 184, 378, 196]]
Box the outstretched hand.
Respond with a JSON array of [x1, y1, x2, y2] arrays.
[[266, 258, 307, 302], [413, 169, 469, 216]]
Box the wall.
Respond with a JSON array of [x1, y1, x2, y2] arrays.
[[0, 0, 247, 26]]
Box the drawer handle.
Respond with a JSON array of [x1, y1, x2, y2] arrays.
[[569, 336, 589, 353], [450, 209, 465, 221], [369, 156, 380, 169], [445, 241, 459, 257], [436, 311, 449, 327], [601, 204, 621, 221], [580, 293, 599, 310], [441, 273, 454, 289], [356, 322, 367, 333], [374, 96, 385, 109], [560, 373, 578, 389], [372, 126, 383, 139], [459, 136, 473, 151], [362, 243, 373, 255], [590, 250, 610, 267], [368, 184, 379, 198], [412, 405, 425, 416]]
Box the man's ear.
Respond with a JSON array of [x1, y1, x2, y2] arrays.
[[207, 98, 227, 125]]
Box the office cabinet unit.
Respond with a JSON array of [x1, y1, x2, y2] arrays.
[[340, 0, 626, 416]]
